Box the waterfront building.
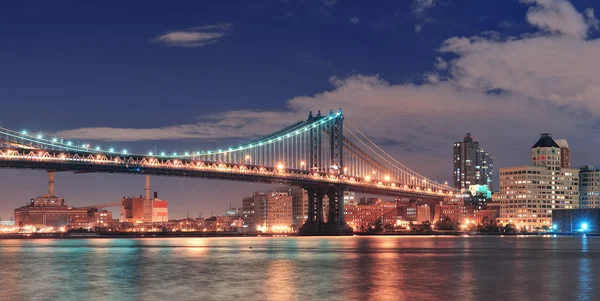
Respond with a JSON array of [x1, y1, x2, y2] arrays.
[[120, 195, 168, 223], [272, 186, 308, 227], [579, 165, 600, 208], [243, 190, 293, 233], [13, 172, 89, 229], [555, 139, 571, 168], [552, 208, 600, 233], [496, 133, 579, 230], [453, 133, 494, 191], [344, 199, 398, 231]]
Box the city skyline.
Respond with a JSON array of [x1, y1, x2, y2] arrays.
[[2, 0, 600, 220]]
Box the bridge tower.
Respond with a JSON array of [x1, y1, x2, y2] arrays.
[[300, 109, 353, 236]]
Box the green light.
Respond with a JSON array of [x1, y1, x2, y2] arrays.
[[96, 146, 100, 151], [149, 152, 153, 156], [52, 138, 58, 143], [109, 148, 114, 152], [37, 134, 43, 139], [196, 151, 200, 155], [173, 152, 177, 156], [21, 130, 27, 135], [184, 152, 189, 156], [228, 148, 233, 151], [207, 151, 212, 154], [161, 152, 166, 156], [67, 141, 72, 146], [123, 150, 128, 154]]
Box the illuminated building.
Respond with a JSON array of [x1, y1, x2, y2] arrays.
[[120, 176, 168, 223], [555, 139, 571, 168], [453, 133, 493, 191], [579, 165, 600, 208], [243, 190, 293, 233], [438, 199, 498, 225], [121, 193, 169, 223], [90, 210, 113, 228], [13, 172, 89, 228], [497, 133, 579, 230], [497, 166, 578, 229], [344, 200, 398, 231], [272, 186, 308, 226]]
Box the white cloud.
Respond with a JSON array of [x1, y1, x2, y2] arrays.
[[322, 0, 338, 6], [57, 0, 600, 181], [350, 17, 360, 24], [413, 0, 436, 15], [414, 24, 423, 33], [521, 0, 597, 39], [153, 23, 233, 48]]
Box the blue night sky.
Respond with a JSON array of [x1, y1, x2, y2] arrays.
[[1, 0, 599, 219]]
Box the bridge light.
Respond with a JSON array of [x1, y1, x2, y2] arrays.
[[52, 138, 58, 143], [245, 155, 250, 160], [161, 152, 166, 156], [95, 146, 100, 151], [365, 175, 371, 181], [384, 175, 390, 181], [37, 134, 43, 139], [122, 149, 128, 154], [184, 152, 189, 156], [67, 141, 72, 146], [277, 163, 284, 170], [109, 148, 114, 152], [21, 130, 28, 135], [444, 181, 448, 185], [149, 152, 153, 156], [173, 152, 177, 156]]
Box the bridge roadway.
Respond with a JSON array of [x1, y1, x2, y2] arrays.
[[0, 147, 453, 200]]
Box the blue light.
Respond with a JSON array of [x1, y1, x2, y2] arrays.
[[122, 150, 128, 154], [148, 152, 153, 156], [552, 224, 557, 230], [184, 152, 189, 156], [52, 138, 58, 143], [21, 130, 27, 135], [95, 146, 100, 151], [161, 152, 166, 156], [37, 134, 43, 139], [173, 152, 177, 156], [109, 148, 114, 152], [582, 223, 589, 231], [67, 141, 72, 146]]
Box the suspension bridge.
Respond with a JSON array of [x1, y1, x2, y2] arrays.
[[0, 109, 457, 235]]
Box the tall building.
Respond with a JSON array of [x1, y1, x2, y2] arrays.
[[555, 139, 571, 168], [579, 165, 600, 208], [242, 190, 293, 233], [496, 133, 580, 230], [272, 186, 308, 227], [453, 133, 493, 191]]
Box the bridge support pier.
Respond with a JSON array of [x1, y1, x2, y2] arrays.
[[299, 185, 353, 236]]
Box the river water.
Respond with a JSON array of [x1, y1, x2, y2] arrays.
[[0, 236, 597, 301]]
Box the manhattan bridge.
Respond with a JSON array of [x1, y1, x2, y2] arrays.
[[0, 109, 457, 235]]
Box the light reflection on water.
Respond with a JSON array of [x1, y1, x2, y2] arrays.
[[0, 236, 598, 301]]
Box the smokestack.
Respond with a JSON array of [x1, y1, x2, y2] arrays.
[[154, 191, 158, 199], [145, 175, 151, 201], [48, 171, 55, 196]]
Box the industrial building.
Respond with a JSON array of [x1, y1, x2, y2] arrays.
[[14, 172, 89, 228], [120, 175, 168, 223]]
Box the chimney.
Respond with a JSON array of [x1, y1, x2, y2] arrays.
[[154, 191, 158, 199], [48, 171, 55, 196], [145, 175, 151, 201]]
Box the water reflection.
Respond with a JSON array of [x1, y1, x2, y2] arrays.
[[0, 236, 598, 301]]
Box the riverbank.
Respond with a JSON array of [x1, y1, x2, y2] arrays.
[[0, 231, 595, 239]]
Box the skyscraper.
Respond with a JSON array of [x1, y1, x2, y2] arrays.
[[453, 133, 493, 191]]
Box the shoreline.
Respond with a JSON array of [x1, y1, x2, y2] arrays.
[[0, 231, 594, 239]]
